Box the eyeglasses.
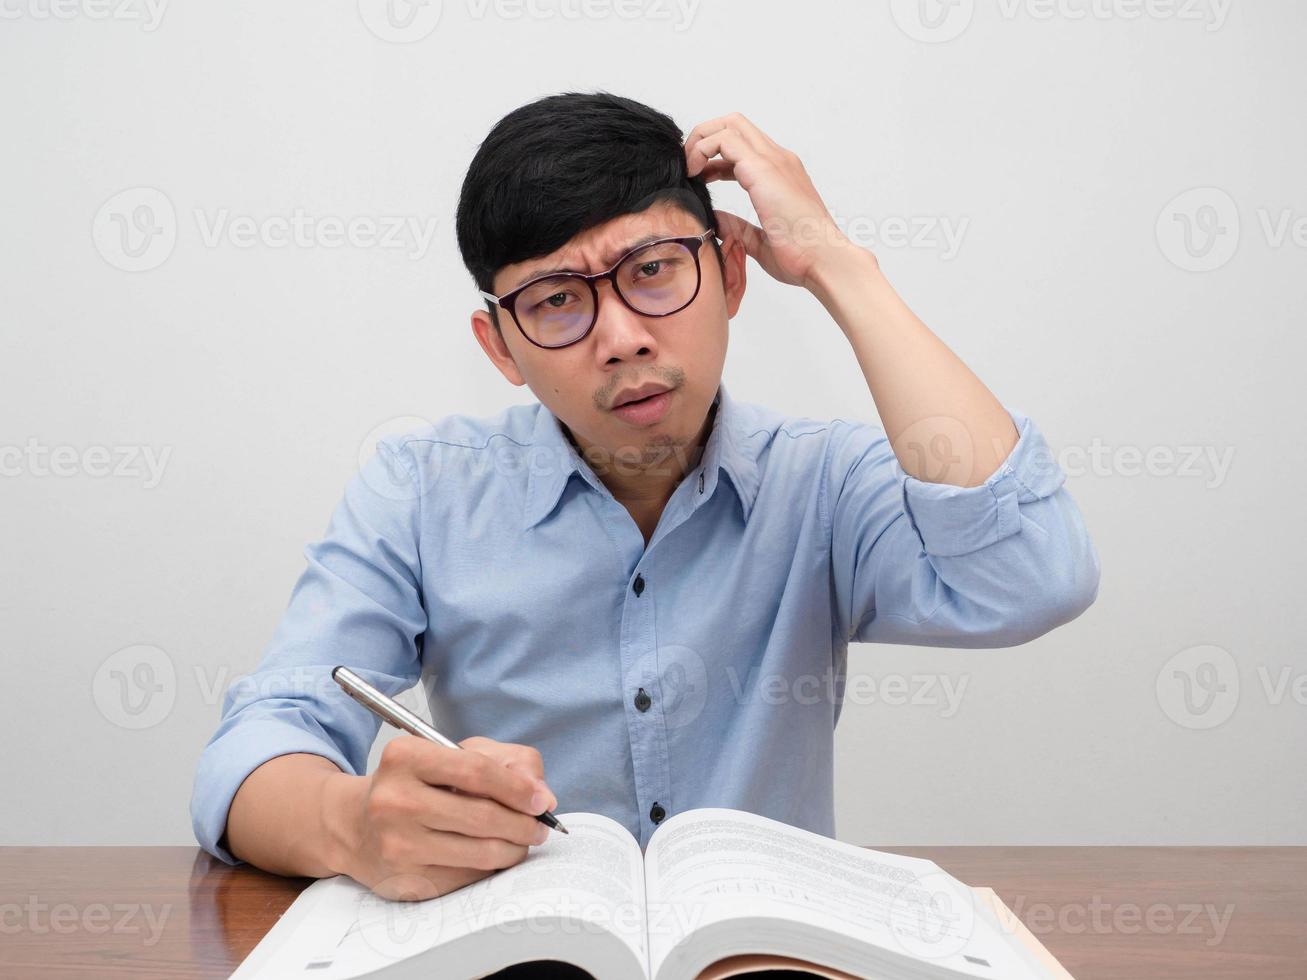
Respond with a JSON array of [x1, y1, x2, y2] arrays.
[[480, 229, 720, 350]]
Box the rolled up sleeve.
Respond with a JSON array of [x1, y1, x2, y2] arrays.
[[826, 406, 1100, 648], [189, 436, 428, 864]]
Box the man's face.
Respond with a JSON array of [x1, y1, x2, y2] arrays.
[[471, 200, 747, 483]]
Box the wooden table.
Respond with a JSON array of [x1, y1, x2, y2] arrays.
[[1, 847, 1302, 978]]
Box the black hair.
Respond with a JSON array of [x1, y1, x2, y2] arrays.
[[455, 90, 720, 333]]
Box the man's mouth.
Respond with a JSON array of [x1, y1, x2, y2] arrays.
[[610, 386, 676, 425], [610, 382, 675, 409]]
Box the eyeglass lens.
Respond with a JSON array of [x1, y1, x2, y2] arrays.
[[514, 240, 700, 347]]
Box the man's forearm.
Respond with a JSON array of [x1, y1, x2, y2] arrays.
[[681, 112, 1019, 488], [224, 753, 364, 878], [806, 246, 1019, 489]]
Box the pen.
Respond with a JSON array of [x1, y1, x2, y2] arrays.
[[331, 665, 568, 835]]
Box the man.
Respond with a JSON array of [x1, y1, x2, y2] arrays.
[[190, 92, 1100, 901]]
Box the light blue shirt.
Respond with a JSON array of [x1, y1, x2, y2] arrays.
[[191, 381, 1099, 864]]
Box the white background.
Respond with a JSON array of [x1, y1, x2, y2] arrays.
[[1, 0, 1303, 847]]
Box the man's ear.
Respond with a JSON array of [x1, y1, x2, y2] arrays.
[[471, 310, 526, 387], [719, 235, 747, 319]]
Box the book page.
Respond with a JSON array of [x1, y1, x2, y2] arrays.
[[231, 812, 648, 980], [972, 888, 1076, 980], [644, 808, 1043, 980]]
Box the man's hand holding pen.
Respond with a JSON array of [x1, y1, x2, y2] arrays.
[[327, 734, 559, 902]]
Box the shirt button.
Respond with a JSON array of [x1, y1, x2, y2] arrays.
[[649, 803, 666, 824], [634, 688, 651, 712], [632, 574, 645, 596]]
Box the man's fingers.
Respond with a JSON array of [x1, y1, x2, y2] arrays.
[[715, 111, 780, 151], [463, 737, 545, 780], [714, 209, 767, 259], [458, 737, 544, 777], [699, 159, 736, 184], [503, 745, 546, 783], [417, 786, 551, 846], [458, 738, 549, 792], [687, 129, 754, 178], [398, 738, 549, 815], [684, 113, 770, 167], [683, 115, 732, 161], [389, 829, 529, 873]]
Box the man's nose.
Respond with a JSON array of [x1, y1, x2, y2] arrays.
[[591, 280, 658, 363]]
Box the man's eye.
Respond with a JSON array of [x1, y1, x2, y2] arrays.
[[635, 259, 676, 279], [537, 292, 573, 310]]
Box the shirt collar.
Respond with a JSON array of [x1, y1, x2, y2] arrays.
[[521, 379, 760, 531]]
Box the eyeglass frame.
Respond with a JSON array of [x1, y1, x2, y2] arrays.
[[479, 228, 721, 350]]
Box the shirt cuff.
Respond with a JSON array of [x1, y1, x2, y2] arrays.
[[189, 719, 355, 866], [899, 406, 1065, 558]]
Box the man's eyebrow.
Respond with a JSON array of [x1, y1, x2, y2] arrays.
[[508, 233, 671, 291]]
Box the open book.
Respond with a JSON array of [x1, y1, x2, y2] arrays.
[[232, 807, 1073, 980]]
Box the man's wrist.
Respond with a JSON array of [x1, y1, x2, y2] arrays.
[[320, 770, 368, 879], [804, 241, 882, 314]]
